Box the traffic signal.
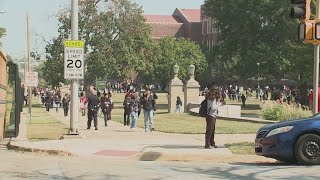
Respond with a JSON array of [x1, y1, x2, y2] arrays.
[[290, 0, 311, 20], [315, 21, 320, 40], [299, 21, 313, 41], [290, 0, 314, 43]]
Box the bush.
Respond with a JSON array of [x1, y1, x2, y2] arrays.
[[260, 101, 312, 121]]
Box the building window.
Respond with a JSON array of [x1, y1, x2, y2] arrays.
[[207, 18, 211, 35], [202, 20, 207, 35]]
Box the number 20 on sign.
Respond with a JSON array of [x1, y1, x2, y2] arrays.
[[64, 40, 85, 79]]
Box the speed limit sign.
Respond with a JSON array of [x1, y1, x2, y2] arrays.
[[64, 40, 85, 79]]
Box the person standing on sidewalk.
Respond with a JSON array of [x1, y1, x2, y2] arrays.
[[62, 94, 70, 117], [130, 93, 141, 130], [87, 90, 100, 130], [123, 95, 133, 126], [205, 84, 223, 149], [140, 88, 156, 132]]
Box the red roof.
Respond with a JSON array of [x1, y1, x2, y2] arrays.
[[144, 15, 182, 23], [179, 9, 201, 22]]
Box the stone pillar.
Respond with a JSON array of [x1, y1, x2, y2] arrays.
[[168, 64, 184, 113], [184, 65, 200, 113]]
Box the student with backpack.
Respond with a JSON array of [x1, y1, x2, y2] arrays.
[[130, 93, 141, 130], [123, 95, 133, 126], [101, 92, 113, 127], [140, 88, 156, 132], [54, 93, 61, 112]]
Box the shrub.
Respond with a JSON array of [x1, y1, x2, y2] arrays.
[[260, 101, 312, 121]]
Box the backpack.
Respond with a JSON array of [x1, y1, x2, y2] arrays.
[[199, 99, 208, 117]]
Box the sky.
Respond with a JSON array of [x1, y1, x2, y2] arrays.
[[0, 0, 204, 59]]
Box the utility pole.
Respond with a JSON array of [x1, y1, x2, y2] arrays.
[[69, 0, 79, 134], [313, 0, 320, 115], [27, 13, 32, 123]]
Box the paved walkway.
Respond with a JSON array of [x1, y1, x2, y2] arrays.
[[8, 104, 275, 163]]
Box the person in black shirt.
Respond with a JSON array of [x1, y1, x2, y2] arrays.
[[140, 88, 156, 132], [175, 96, 182, 113], [87, 90, 100, 130], [62, 94, 70, 117]]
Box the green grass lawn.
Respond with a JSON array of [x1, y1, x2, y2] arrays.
[[107, 93, 266, 134], [26, 99, 68, 141], [225, 142, 255, 155]]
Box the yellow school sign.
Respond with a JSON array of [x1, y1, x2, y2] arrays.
[[64, 40, 85, 48]]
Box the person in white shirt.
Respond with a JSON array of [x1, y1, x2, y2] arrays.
[[205, 84, 223, 149]]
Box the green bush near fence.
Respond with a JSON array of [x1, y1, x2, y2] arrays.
[[260, 101, 312, 121]]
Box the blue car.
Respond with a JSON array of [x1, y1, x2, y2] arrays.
[[255, 114, 320, 165]]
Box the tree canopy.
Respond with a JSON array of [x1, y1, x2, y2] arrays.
[[204, 0, 314, 82], [41, 0, 207, 87]]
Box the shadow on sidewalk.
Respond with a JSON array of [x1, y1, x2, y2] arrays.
[[147, 145, 204, 149], [139, 151, 162, 161], [229, 162, 302, 167]]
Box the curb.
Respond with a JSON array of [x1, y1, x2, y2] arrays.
[[134, 150, 276, 163], [7, 140, 76, 157]]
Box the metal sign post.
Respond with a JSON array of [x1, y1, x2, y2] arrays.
[[25, 72, 38, 123], [64, 40, 84, 134], [313, 0, 320, 115], [64, 0, 83, 135]]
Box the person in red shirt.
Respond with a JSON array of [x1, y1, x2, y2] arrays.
[[308, 88, 320, 112]]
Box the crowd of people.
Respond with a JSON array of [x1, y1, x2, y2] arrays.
[[27, 80, 317, 149]]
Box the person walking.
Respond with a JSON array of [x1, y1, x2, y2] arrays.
[[54, 93, 61, 112], [87, 90, 100, 130], [241, 93, 246, 107], [123, 95, 133, 126], [100, 92, 112, 126], [62, 94, 70, 117], [175, 96, 182, 113], [45, 92, 50, 112], [140, 88, 156, 132], [130, 94, 140, 130], [80, 93, 87, 116], [204, 84, 223, 149]]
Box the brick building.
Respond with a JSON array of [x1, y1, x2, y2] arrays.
[[0, 49, 7, 140], [144, 7, 219, 49], [200, 5, 219, 50], [144, 8, 202, 43]]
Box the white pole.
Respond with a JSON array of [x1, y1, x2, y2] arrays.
[[27, 13, 32, 123], [313, 0, 320, 115], [70, 0, 79, 134]]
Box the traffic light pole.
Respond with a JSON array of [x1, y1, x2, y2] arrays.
[[69, 0, 79, 134], [313, 0, 320, 115]]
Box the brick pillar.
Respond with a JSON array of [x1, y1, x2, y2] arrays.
[[184, 65, 200, 113], [168, 65, 184, 113]]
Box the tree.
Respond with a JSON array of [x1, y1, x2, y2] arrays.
[[42, 37, 66, 87], [0, 27, 5, 47], [204, 0, 314, 81], [43, 0, 152, 87], [149, 37, 207, 84]]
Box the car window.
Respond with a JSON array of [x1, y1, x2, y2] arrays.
[[314, 113, 320, 118]]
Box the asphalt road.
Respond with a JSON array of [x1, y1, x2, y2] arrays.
[[1, 147, 320, 180]]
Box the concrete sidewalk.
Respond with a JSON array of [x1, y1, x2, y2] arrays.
[[8, 105, 274, 163]]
